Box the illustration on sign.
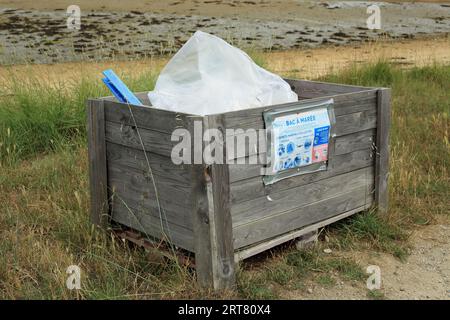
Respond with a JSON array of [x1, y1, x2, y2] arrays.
[[270, 108, 331, 174]]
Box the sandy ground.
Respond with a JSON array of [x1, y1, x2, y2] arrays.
[[282, 215, 450, 300], [1, 37, 448, 85], [0, 1, 449, 64]]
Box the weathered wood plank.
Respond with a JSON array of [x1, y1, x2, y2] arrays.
[[226, 127, 375, 161], [191, 163, 213, 287], [105, 121, 183, 158], [200, 115, 235, 289], [103, 99, 200, 134], [285, 79, 374, 98], [223, 90, 377, 132], [230, 149, 374, 204], [232, 167, 374, 226], [334, 129, 375, 156], [233, 185, 374, 249], [192, 115, 235, 289], [86, 99, 109, 227], [234, 204, 371, 262], [106, 142, 192, 186], [111, 200, 194, 252], [375, 88, 391, 213], [229, 148, 374, 183], [107, 163, 193, 229]]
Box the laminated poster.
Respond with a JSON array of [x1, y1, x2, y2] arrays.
[[270, 108, 331, 174]]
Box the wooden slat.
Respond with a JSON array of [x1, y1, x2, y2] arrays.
[[111, 200, 194, 252], [233, 185, 374, 249], [86, 99, 109, 227], [103, 99, 200, 134], [105, 121, 183, 158], [222, 90, 377, 132], [194, 115, 235, 290], [230, 149, 374, 204], [229, 148, 374, 183], [334, 129, 375, 156], [232, 167, 374, 226], [375, 88, 391, 213], [107, 163, 193, 229], [106, 142, 192, 186], [226, 127, 375, 161], [285, 79, 374, 98], [235, 204, 371, 262]]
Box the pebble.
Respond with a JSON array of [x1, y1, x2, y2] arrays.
[[324, 248, 332, 254], [307, 288, 313, 294]]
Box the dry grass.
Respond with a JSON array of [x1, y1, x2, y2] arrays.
[[0, 49, 449, 299]]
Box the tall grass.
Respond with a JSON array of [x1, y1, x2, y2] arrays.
[[0, 69, 158, 166], [0, 60, 449, 299]]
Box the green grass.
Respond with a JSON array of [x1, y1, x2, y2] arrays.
[[0, 70, 158, 166], [0, 60, 449, 299]]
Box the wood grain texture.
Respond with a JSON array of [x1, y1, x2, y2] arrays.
[[223, 90, 377, 132], [107, 163, 193, 229], [285, 79, 374, 98], [105, 121, 181, 158], [229, 148, 374, 183], [192, 115, 235, 290], [106, 142, 192, 186], [233, 184, 374, 249], [86, 99, 109, 227], [103, 99, 200, 134], [230, 149, 374, 204], [111, 199, 194, 251], [375, 88, 391, 213], [234, 204, 371, 261], [232, 167, 374, 227]]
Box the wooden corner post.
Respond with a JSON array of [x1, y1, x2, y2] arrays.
[[86, 99, 109, 228], [192, 115, 235, 290], [375, 88, 391, 214]]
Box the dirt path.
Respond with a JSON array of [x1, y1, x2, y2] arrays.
[[281, 215, 450, 300]]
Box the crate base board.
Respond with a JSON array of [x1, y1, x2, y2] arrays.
[[113, 227, 195, 268], [234, 204, 371, 262]]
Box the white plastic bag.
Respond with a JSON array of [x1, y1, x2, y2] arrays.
[[148, 31, 298, 116]]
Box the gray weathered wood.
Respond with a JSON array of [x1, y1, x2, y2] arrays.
[[234, 204, 370, 261], [375, 88, 391, 213], [230, 148, 374, 204], [285, 79, 375, 98], [223, 90, 377, 132], [107, 163, 193, 229], [227, 127, 375, 161], [229, 148, 374, 183], [105, 121, 183, 158], [103, 99, 200, 134], [233, 184, 374, 248], [232, 167, 374, 226], [192, 115, 235, 290], [86, 99, 109, 227], [106, 142, 192, 186], [111, 200, 194, 251]]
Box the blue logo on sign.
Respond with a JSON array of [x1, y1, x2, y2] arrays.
[[278, 144, 285, 156], [304, 140, 312, 150], [287, 142, 295, 154]]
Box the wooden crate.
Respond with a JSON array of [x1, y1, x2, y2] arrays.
[[86, 79, 390, 290]]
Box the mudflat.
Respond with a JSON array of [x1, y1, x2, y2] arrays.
[[0, 0, 449, 64]]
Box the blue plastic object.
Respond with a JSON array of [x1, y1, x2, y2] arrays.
[[102, 69, 143, 106]]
